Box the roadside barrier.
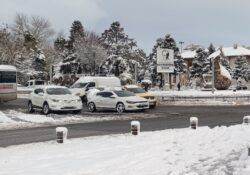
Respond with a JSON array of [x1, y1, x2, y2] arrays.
[[190, 117, 198, 129], [56, 127, 68, 143], [131, 121, 140, 135]]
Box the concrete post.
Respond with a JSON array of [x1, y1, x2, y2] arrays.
[[56, 127, 68, 143], [190, 117, 198, 129], [131, 121, 140, 135]]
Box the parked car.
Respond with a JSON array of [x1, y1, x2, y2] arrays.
[[70, 76, 121, 102], [87, 90, 149, 113], [236, 85, 247, 90], [123, 85, 157, 108], [28, 85, 82, 115]]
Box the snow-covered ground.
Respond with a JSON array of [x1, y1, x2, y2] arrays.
[[1, 124, 250, 174], [0, 110, 158, 131]]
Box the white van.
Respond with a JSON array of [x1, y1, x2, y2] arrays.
[[70, 76, 121, 101], [26, 80, 46, 88]]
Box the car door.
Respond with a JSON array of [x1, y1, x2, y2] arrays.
[[32, 88, 43, 107], [102, 92, 116, 109], [94, 92, 105, 108], [36, 88, 45, 107]]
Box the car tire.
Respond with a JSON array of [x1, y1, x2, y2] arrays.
[[28, 101, 34, 113], [116, 102, 125, 113], [42, 102, 50, 115], [88, 102, 96, 112]]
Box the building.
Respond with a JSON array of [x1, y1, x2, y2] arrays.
[[208, 46, 250, 68]]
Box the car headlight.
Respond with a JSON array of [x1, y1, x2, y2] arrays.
[[126, 101, 136, 104], [51, 99, 60, 102]]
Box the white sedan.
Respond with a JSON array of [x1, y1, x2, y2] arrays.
[[28, 86, 83, 115], [87, 90, 149, 113]]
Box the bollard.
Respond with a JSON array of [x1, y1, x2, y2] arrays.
[[56, 127, 68, 143], [131, 121, 140, 135], [248, 147, 250, 156], [190, 117, 198, 129], [243, 116, 250, 125]]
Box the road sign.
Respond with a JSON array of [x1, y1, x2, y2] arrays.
[[156, 48, 174, 73]]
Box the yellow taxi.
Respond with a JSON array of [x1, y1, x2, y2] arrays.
[[123, 85, 157, 108]]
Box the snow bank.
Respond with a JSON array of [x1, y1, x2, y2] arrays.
[[1, 125, 250, 174], [0, 111, 14, 123], [220, 63, 232, 80]]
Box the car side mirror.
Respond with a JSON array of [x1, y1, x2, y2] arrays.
[[110, 95, 116, 99]]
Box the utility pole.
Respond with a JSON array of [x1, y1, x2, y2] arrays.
[[211, 57, 215, 94], [93, 52, 96, 76], [179, 41, 184, 53]]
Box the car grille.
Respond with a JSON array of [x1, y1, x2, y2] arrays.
[[61, 107, 76, 109], [136, 104, 149, 108], [63, 100, 75, 103], [144, 96, 155, 100]]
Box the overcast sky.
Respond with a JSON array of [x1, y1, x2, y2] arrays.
[[1, 0, 250, 54]]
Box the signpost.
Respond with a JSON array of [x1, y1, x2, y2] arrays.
[[156, 48, 174, 89]]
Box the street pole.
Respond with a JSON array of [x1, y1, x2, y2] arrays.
[[134, 63, 138, 84], [93, 52, 96, 76], [50, 65, 53, 84], [179, 41, 184, 53], [212, 57, 215, 94]]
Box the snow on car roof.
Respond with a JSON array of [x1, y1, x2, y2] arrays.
[[34, 85, 68, 89]]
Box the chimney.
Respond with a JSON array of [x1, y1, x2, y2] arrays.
[[234, 44, 238, 49]]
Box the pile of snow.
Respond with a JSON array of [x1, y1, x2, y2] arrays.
[[220, 63, 232, 80], [1, 124, 250, 174]]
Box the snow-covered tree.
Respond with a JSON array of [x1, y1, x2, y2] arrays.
[[174, 54, 187, 74], [221, 57, 232, 75], [190, 48, 210, 78], [233, 56, 250, 81], [208, 43, 216, 55], [99, 21, 146, 78]]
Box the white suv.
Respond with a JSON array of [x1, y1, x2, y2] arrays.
[[28, 86, 82, 115], [87, 90, 149, 113]]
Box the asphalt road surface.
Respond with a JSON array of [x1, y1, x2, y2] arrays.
[[1, 99, 250, 147]]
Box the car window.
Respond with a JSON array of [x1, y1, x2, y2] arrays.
[[114, 90, 135, 97], [46, 88, 71, 95], [30, 82, 33, 86], [103, 92, 113, 98], [73, 83, 88, 88], [88, 82, 95, 88], [35, 81, 45, 85], [34, 88, 44, 94], [96, 92, 106, 97]]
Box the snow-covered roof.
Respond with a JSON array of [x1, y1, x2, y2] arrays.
[[124, 85, 139, 88], [0, 65, 16, 71], [208, 46, 250, 59], [181, 50, 196, 59]]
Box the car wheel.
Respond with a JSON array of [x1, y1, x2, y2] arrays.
[[28, 101, 34, 113], [42, 102, 50, 115], [88, 102, 96, 112], [116, 103, 125, 113]]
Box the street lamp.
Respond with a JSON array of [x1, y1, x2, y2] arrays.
[[179, 41, 184, 53]]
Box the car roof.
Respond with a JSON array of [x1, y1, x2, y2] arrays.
[[34, 85, 68, 89]]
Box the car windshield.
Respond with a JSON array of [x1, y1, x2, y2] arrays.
[[127, 87, 146, 93], [73, 82, 88, 88], [114, 90, 135, 97], [46, 88, 72, 95], [35, 81, 45, 85]]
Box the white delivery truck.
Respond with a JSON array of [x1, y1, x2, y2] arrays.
[[70, 76, 121, 102]]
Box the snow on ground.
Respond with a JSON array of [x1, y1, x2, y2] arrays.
[[150, 89, 250, 97], [1, 124, 250, 174], [0, 110, 158, 131]]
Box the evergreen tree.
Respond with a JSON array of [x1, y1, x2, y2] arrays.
[[233, 56, 250, 81], [221, 57, 232, 75], [174, 54, 187, 74], [190, 48, 210, 78], [208, 43, 215, 55], [99, 21, 146, 77]]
